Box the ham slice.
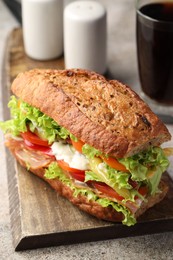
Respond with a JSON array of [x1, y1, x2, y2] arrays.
[[15, 148, 52, 169], [5, 135, 53, 170]]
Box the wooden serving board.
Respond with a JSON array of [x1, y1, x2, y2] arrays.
[[2, 28, 173, 251]]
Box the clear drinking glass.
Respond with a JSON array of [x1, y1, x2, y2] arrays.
[[136, 0, 173, 119]]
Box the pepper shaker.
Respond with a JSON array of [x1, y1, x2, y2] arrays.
[[22, 0, 63, 60], [64, 1, 107, 74]]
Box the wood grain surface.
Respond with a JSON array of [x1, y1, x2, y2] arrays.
[[2, 28, 173, 251]]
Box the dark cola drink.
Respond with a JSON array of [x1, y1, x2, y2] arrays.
[[137, 2, 173, 104]]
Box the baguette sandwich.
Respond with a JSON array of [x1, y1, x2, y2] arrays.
[[0, 68, 172, 226]]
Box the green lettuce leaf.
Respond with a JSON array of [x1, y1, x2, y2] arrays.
[[82, 143, 102, 158], [0, 96, 70, 143], [119, 147, 169, 194], [85, 170, 101, 182], [96, 198, 136, 226], [85, 164, 132, 190], [44, 162, 136, 226]]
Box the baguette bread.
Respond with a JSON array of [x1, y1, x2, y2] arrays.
[[11, 68, 171, 158]]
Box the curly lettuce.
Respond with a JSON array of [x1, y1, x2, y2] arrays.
[[82, 144, 102, 158], [0, 96, 70, 143], [119, 147, 169, 194]]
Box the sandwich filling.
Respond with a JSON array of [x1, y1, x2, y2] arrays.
[[0, 96, 171, 226]]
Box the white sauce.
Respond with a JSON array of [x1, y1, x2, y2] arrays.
[[51, 142, 89, 170]]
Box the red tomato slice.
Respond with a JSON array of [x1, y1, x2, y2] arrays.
[[69, 172, 85, 182], [57, 160, 85, 182], [134, 185, 148, 200], [24, 139, 54, 156], [101, 156, 129, 172], [71, 139, 85, 153], [92, 181, 124, 201], [138, 185, 148, 196], [21, 130, 49, 147]]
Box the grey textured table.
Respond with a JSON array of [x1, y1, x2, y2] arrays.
[[0, 0, 173, 259]]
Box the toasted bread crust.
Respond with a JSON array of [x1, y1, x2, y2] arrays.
[[11, 68, 171, 158]]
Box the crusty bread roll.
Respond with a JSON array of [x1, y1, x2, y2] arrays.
[[2, 68, 171, 225], [11, 68, 171, 158]]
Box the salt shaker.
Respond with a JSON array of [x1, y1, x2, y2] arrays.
[[64, 1, 107, 74], [22, 0, 63, 60]]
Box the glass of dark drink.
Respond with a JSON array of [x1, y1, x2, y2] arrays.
[[136, 0, 173, 116]]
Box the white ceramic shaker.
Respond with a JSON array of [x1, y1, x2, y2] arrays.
[[22, 0, 63, 60], [64, 1, 107, 74]]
